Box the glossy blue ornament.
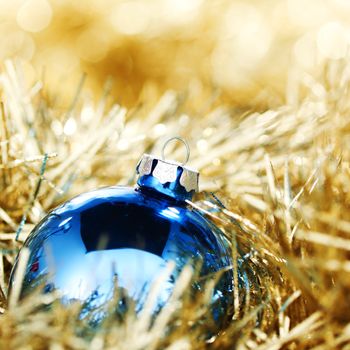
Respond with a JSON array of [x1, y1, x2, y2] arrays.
[[9, 141, 234, 330]]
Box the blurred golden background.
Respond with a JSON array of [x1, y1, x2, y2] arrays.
[[3, 2, 350, 349], [2, 0, 350, 108]]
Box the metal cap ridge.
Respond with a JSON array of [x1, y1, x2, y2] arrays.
[[136, 153, 199, 201]]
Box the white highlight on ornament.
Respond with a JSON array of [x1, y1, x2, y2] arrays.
[[161, 207, 180, 220], [17, 0, 52, 33], [58, 217, 72, 228], [317, 21, 348, 60]]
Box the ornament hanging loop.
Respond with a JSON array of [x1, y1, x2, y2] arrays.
[[161, 136, 190, 166]]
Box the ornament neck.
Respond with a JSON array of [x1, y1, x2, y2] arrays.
[[135, 184, 188, 204], [135, 138, 199, 202]]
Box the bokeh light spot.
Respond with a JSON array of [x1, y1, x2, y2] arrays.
[[211, 3, 272, 88], [76, 28, 110, 62], [110, 1, 151, 35], [64, 118, 77, 136], [0, 29, 35, 60], [162, 0, 203, 24], [17, 0, 52, 33], [293, 33, 317, 70], [287, 0, 328, 28], [317, 21, 348, 59], [223, 3, 272, 67]]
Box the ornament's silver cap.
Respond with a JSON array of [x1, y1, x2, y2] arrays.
[[136, 139, 199, 201]]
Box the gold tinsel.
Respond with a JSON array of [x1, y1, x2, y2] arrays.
[[1, 0, 350, 349]]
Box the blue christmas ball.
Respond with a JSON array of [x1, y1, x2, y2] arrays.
[[10, 150, 234, 330]]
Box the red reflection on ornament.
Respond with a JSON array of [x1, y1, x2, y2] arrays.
[[30, 259, 39, 272]]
